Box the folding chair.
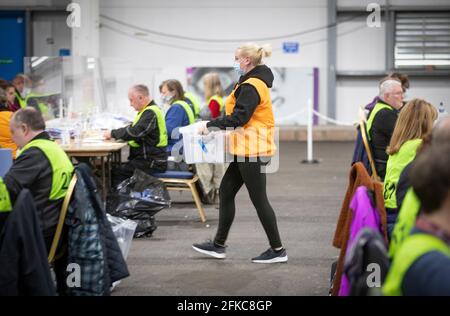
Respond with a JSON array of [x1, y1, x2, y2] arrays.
[[359, 120, 381, 183], [48, 174, 78, 264], [152, 170, 207, 223]]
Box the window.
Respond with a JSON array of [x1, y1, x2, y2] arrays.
[[395, 12, 450, 70]]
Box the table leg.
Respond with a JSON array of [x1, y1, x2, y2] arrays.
[[101, 156, 106, 201], [108, 153, 112, 192]]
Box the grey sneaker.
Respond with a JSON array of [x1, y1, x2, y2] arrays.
[[192, 240, 226, 259], [252, 248, 288, 263]]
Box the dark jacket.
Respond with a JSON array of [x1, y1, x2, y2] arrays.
[[111, 101, 167, 171], [207, 64, 274, 130], [351, 125, 372, 176], [66, 163, 129, 295], [3, 131, 64, 240], [368, 101, 399, 179], [0, 189, 56, 296]]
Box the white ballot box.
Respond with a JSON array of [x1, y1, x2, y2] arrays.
[[180, 122, 231, 164]]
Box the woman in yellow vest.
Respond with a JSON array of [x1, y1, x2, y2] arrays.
[[160, 79, 195, 154], [383, 143, 450, 296], [383, 98, 437, 239], [196, 73, 227, 204], [192, 43, 287, 263]]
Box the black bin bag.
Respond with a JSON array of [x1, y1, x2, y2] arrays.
[[107, 169, 171, 238]]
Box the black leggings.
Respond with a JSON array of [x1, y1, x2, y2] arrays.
[[214, 159, 283, 249]]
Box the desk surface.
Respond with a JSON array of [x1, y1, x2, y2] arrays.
[[60, 141, 127, 156]]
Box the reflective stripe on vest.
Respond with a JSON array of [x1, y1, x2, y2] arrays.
[[208, 95, 224, 112], [383, 233, 450, 296], [383, 139, 422, 209], [18, 139, 74, 201], [389, 188, 421, 258], [0, 177, 12, 213], [184, 92, 200, 118], [366, 102, 394, 141], [226, 77, 276, 157], [174, 100, 195, 125], [128, 105, 168, 148], [15, 91, 26, 109]]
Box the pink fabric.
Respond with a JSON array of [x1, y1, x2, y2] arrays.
[[339, 186, 382, 296]]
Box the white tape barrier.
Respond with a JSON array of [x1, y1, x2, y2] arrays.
[[276, 109, 307, 123], [312, 110, 356, 127], [302, 103, 356, 163]]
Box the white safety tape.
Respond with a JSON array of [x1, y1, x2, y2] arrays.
[[312, 110, 356, 126], [276, 109, 307, 122]]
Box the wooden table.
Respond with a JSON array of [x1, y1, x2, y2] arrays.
[[60, 141, 127, 201]]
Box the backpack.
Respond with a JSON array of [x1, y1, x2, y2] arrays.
[[343, 228, 390, 296]]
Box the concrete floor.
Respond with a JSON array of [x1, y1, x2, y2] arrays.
[[113, 141, 354, 296]]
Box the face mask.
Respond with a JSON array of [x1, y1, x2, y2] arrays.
[[161, 94, 173, 104], [233, 61, 245, 76]]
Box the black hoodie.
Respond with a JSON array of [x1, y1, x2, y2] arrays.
[[207, 64, 274, 130]]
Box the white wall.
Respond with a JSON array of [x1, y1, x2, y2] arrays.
[[336, 14, 386, 123], [337, 18, 386, 72], [7, 0, 448, 123], [99, 0, 329, 117], [335, 0, 450, 122], [33, 12, 71, 57]]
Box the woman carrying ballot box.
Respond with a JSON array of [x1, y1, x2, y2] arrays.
[[192, 43, 287, 264]]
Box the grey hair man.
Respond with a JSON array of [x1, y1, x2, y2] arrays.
[[103, 84, 169, 188], [366, 79, 404, 180]]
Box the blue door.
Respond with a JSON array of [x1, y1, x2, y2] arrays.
[[0, 12, 25, 81]]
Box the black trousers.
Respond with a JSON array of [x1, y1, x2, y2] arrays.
[[214, 159, 283, 249]]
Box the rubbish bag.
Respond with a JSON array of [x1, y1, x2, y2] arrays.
[[107, 169, 171, 238], [107, 214, 137, 291], [106, 214, 137, 259]]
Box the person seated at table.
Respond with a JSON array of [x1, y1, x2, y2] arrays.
[[1, 107, 74, 250], [159, 79, 195, 154], [104, 84, 168, 188]]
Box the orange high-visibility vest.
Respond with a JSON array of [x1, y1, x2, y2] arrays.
[[225, 78, 276, 157]]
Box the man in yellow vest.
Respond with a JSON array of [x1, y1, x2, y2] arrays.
[[366, 79, 404, 180], [383, 143, 450, 296], [1, 107, 74, 250], [104, 84, 168, 188]]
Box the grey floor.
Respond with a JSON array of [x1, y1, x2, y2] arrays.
[[113, 141, 353, 296]]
